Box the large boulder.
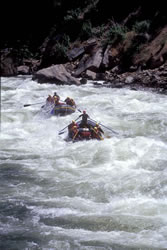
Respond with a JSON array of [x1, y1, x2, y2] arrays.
[[74, 47, 103, 76], [67, 46, 85, 61], [32, 64, 80, 85]]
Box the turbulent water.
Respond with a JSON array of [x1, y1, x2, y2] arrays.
[[0, 76, 167, 250]]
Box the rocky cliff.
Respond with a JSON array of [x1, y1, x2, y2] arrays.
[[1, 1, 167, 92]]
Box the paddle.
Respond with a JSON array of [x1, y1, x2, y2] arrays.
[[24, 102, 44, 107], [58, 125, 70, 135], [72, 130, 79, 141], [72, 109, 118, 135], [90, 118, 119, 135], [58, 117, 80, 135]]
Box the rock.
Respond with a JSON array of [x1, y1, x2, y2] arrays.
[[133, 25, 167, 69], [32, 64, 80, 85], [17, 65, 30, 75], [1, 50, 17, 76], [85, 70, 96, 80], [101, 45, 110, 68], [125, 76, 134, 84], [84, 38, 97, 53], [80, 78, 87, 84], [74, 47, 103, 76], [67, 47, 85, 61], [111, 65, 119, 73]]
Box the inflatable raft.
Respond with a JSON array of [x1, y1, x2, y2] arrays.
[[51, 103, 76, 116], [67, 119, 104, 142]]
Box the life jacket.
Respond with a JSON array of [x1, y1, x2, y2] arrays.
[[54, 96, 61, 105], [72, 125, 78, 133], [46, 95, 54, 104], [65, 98, 76, 107], [92, 126, 101, 139]]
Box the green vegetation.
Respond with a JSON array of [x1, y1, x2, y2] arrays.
[[80, 20, 93, 40], [64, 8, 81, 22], [103, 23, 128, 47], [132, 20, 150, 33], [54, 34, 70, 60]]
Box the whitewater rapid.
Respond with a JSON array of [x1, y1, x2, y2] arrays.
[[0, 76, 167, 250]]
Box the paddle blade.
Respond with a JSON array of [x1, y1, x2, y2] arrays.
[[58, 131, 65, 135], [24, 104, 31, 107]]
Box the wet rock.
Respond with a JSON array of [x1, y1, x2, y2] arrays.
[[85, 70, 96, 80], [80, 78, 87, 84], [32, 64, 80, 85], [17, 65, 30, 75]]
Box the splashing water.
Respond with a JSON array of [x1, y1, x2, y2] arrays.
[[0, 76, 167, 250]]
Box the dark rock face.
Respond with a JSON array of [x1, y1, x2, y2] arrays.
[[73, 47, 103, 77], [1, 1, 167, 93], [0, 50, 18, 76], [17, 65, 30, 75]]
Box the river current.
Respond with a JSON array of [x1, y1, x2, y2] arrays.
[[0, 76, 167, 250]]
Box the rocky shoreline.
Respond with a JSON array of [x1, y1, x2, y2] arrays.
[[1, 36, 167, 95], [1, 2, 167, 94]]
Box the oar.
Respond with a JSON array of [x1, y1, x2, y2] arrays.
[[90, 118, 119, 135], [58, 124, 69, 135], [24, 102, 44, 107], [58, 117, 80, 135], [72, 130, 79, 141]]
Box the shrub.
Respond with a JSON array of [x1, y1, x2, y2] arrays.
[[133, 20, 151, 33], [64, 8, 81, 22], [92, 24, 106, 38], [53, 34, 70, 60], [104, 23, 128, 46], [80, 20, 93, 40]]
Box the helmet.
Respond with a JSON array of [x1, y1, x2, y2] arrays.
[[83, 110, 86, 114], [54, 92, 57, 96]]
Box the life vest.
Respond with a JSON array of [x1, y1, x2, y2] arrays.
[[54, 96, 61, 105], [46, 95, 54, 104], [65, 97, 76, 107]]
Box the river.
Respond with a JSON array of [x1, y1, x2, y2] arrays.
[[0, 76, 167, 250]]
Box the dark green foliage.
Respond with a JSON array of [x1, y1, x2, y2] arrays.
[[103, 23, 128, 46], [80, 20, 93, 40], [120, 35, 145, 70], [132, 20, 151, 33], [53, 34, 70, 60], [64, 8, 81, 22], [92, 24, 106, 38]]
